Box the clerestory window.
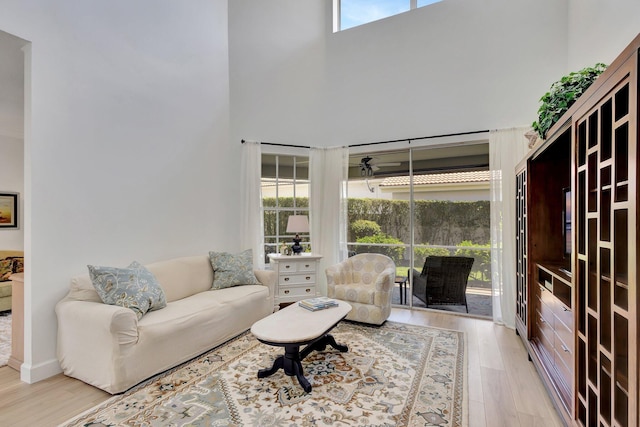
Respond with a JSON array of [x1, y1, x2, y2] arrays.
[[336, 0, 443, 31]]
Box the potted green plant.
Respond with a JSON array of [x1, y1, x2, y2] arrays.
[[531, 63, 607, 141]]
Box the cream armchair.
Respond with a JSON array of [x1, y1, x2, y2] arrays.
[[325, 253, 395, 325]]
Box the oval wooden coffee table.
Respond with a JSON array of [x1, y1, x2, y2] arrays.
[[251, 300, 351, 393]]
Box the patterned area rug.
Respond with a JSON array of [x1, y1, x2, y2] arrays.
[[0, 312, 11, 367], [60, 321, 467, 427]]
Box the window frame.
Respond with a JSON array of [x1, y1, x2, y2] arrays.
[[261, 152, 311, 262], [335, 0, 437, 32]]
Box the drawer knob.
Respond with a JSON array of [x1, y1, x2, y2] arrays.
[[306, 276, 311, 280], [284, 277, 290, 281], [285, 265, 291, 269], [305, 264, 310, 268], [284, 290, 290, 294], [305, 288, 311, 293]]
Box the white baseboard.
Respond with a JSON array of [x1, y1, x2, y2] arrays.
[[20, 358, 62, 383]]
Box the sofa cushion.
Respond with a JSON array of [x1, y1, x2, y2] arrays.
[[88, 261, 167, 320], [209, 249, 260, 290], [0, 256, 24, 282], [11, 257, 24, 274], [0, 281, 12, 298], [332, 283, 376, 305], [145, 256, 213, 302], [69, 275, 103, 303], [0, 258, 12, 281]]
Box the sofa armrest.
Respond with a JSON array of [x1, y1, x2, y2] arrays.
[[366, 266, 394, 307], [56, 299, 139, 385], [254, 269, 276, 296], [380, 266, 396, 285], [375, 266, 396, 293], [325, 264, 345, 298]]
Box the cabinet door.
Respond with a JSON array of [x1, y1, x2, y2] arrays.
[[574, 56, 637, 427], [515, 166, 528, 336]]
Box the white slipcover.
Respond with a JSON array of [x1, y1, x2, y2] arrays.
[[56, 255, 275, 394]]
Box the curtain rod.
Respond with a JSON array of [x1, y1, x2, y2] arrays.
[[241, 129, 490, 150], [347, 129, 490, 148], [241, 139, 311, 149]]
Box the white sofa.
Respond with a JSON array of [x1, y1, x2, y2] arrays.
[[55, 255, 275, 394]]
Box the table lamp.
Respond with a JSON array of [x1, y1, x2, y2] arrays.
[[286, 215, 309, 255]]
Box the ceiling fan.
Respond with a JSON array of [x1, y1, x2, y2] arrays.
[[357, 156, 401, 176]]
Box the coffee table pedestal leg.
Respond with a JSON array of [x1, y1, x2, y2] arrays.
[[257, 334, 348, 393], [258, 344, 311, 392], [300, 334, 348, 358]]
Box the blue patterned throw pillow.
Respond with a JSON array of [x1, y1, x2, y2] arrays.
[[88, 261, 167, 320], [209, 249, 260, 290]]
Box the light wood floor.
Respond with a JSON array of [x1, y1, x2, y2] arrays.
[[0, 307, 564, 427]]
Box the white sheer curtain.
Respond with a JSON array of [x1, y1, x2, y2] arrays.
[[490, 127, 530, 328], [309, 146, 349, 296], [240, 141, 265, 268]]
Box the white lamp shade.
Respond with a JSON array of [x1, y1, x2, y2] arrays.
[[286, 215, 309, 233]]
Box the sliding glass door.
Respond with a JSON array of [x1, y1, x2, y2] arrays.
[[347, 144, 492, 317], [346, 151, 411, 308]]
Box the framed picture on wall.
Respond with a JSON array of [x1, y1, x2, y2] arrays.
[[0, 192, 18, 228]]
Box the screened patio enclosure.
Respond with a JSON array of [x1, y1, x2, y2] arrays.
[[346, 145, 492, 318]]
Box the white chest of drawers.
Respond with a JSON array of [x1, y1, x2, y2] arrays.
[[268, 253, 322, 308]]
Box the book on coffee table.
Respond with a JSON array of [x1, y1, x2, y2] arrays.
[[298, 297, 339, 311]]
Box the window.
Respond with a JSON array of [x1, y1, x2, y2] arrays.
[[261, 154, 310, 262], [337, 0, 442, 31]]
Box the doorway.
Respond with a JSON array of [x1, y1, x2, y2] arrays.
[[0, 28, 28, 372]]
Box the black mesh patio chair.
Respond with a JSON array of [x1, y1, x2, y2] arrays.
[[408, 256, 474, 312]]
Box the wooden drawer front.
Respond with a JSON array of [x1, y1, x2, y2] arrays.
[[538, 297, 555, 330], [554, 332, 573, 372], [554, 315, 573, 354], [279, 273, 316, 286], [552, 302, 573, 331], [536, 308, 554, 346], [533, 282, 542, 300], [539, 285, 556, 311], [278, 285, 315, 298], [554, 346, 572, 388], [537, 322, 555, 361]]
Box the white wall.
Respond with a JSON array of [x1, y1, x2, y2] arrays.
[[568, 0, 640, 70], [229, 0, 569, 147], [0, 136, 24, 249], [228, 1, 329, 147], [0, 0, 235, 382]]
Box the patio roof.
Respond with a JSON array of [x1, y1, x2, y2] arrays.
[[380, 170, 491, 187]]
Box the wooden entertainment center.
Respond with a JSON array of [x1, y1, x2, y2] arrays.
[[516, 34, 640, 427]]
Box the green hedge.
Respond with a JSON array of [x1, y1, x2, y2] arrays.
[[264, 197, 490, 246], [354, 234, 405, 263]]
